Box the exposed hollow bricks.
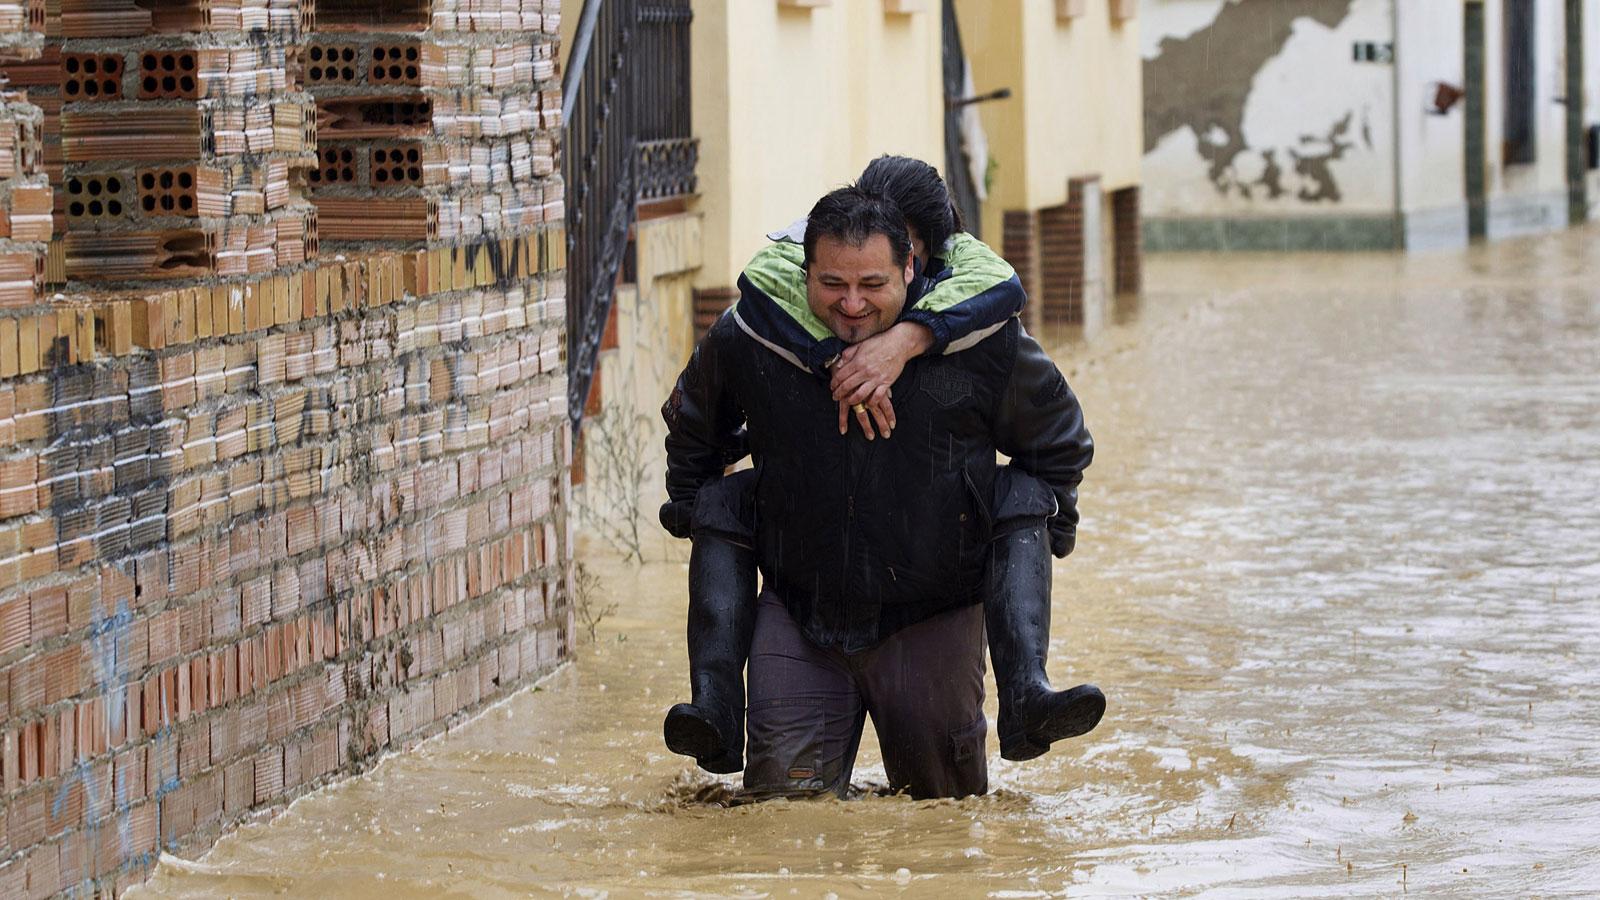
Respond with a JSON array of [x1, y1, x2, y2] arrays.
[[0, 245, 572, 894], [0, 2, 572, 895]]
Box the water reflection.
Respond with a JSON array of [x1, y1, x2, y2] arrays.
[[136, 227, 1600, 897]]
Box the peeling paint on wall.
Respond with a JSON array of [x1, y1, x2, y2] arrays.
[[1142, 0, 1395, 215]]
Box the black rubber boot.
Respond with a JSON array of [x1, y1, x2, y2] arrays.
[[663, 472, 758, 774], [987, 472, 1105, 762]]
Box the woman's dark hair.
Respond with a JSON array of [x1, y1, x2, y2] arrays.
[[855, 155, 964, 256], [803, 186, 913, 268]]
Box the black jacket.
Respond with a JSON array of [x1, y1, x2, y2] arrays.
[[661, 313, 1092, 653]]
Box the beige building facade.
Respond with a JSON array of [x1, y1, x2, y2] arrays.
[[1140, 0, 1597, 252], [562, 0, 1145, 526], [955, 0, 1144, 336]]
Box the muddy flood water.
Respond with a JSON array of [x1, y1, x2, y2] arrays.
[[135, 229, 1600, 897]]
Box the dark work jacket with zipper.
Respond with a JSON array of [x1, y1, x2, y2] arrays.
[[662, 313, 1093, 654]]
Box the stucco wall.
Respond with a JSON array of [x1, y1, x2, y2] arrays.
[[692, 0, 944, 288], [950, 0, 1029, 240], [1141, 0, 1398, 219], [955, 0, 1143, 240], [1395, 0, 1468, 249], [581, 212, 703, 555], [1022, 3, 1143, 203]]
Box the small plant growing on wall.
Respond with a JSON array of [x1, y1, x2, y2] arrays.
[[572, 560, 616, 644], [577, 393, 654, 563]]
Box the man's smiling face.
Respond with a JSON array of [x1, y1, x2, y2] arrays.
[[805, 233, 915, 344]]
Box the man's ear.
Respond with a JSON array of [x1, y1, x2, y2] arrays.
[[902, 255, 915, 285]]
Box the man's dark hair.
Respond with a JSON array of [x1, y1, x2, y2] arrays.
[[856, 155, 964, 257], [803, 186, 913, 268]]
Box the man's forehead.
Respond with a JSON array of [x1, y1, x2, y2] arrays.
[[810, 233, 898, 270]]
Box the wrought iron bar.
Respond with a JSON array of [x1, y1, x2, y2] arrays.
[[564, 0, 696, 434], [565, 0, 639, 430], [561, 0, 606, 123]]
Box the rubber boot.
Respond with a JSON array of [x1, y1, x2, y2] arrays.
[[663, 472, 758, 774], [987, 471, 1105, 762]]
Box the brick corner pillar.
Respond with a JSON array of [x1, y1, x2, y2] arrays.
[[692, 286, 738, 341], [1111, 185, 1143, 296], [1001, 210, 1042, 332], [1035, 175, 1104, 326]]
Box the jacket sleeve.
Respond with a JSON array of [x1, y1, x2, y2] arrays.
[[994, 331, 1093, 557], [659, 314, 747, 538], [901, 233, 1027, 355]]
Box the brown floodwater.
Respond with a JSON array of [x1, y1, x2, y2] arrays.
[[135, 228, 1600, 897]]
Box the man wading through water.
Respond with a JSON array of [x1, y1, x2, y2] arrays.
[[660, 182, 1103, 798]]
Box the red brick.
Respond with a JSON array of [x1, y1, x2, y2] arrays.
[[64, 575, 98, 630], [176, 663, 192, 722], [27, 587, 67, 643], [116, 745, 147, 804], [101, 564, 136, 614], [54, 831, 85, 891], [162, 666, 179, 725], [141, 673, 162, 735], [178, 722, 211, 781], [134, 550, 170, 607], [8, 790, 45, 855], [10, 655, 42, 716], [222, 758, 254, 816], [193, 768, 222, 830], [0, 860, 24, 899], [43, 644, 83, 705], [0, 457, 38, 519], [23, 840, 61, 899], [252, 746, 283, 805], [147, 610, 179, 667], [0, 597, 29, 655], [45, 777, 84, 837], [189, 656, 209, 716]]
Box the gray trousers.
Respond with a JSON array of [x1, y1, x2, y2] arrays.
[[743, 590, 988, 800]]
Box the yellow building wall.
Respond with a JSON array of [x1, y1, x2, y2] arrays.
[[954, 0, 1142, 237], [951, 0, 1029, 241], [1021, 2, 1142, 200], [693, 0, 945, 288], [567, 1, 1138, 283]]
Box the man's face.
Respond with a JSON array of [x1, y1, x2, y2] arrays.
[[805, 233, 915, 344]]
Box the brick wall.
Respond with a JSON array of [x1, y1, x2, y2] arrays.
[[1037, 198, 1081, 324], [0, 2, 573, 896], [692, 287, 737, 341], [1038, 175, 1105, 326], [1001, 210, 1042, 333], [0, 13, 47, 313], [1111, 186, 1142, 296]]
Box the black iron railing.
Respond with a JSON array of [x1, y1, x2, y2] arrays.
[[637, 1, 697, 201], [563, 0, 697, 433]]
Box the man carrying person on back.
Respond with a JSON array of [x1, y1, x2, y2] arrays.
[[660, 185, 1102, 798]]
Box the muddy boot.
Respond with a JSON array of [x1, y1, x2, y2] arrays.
[[663, 471, 758, 774], [987, 470, 1105, 762]]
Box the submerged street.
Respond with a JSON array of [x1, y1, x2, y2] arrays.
[[137, 229, 1600, 897]]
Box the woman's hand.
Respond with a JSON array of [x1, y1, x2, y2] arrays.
[[832, 322, 934, 439]]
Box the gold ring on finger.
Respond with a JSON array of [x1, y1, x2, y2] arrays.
[[851, 403, 867, 414]]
